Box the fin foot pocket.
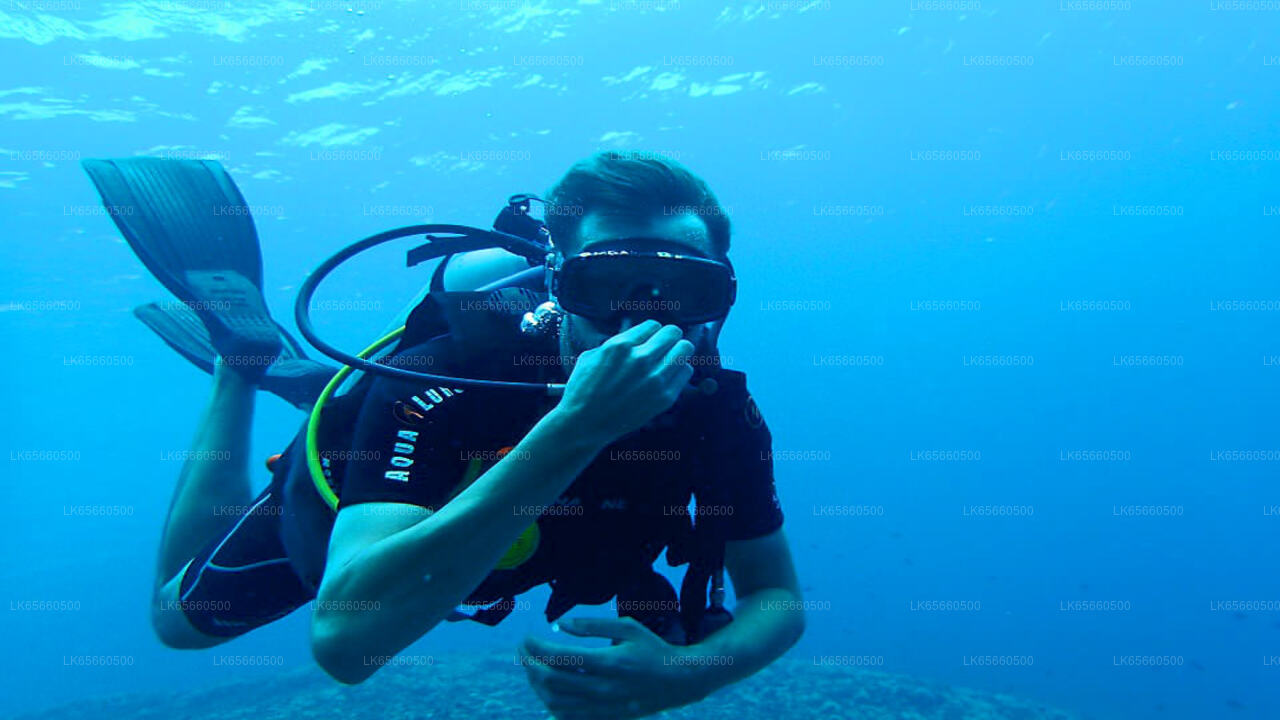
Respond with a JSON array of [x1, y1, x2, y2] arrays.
[[134, 300, 334, 409], [184, 270, 283, 380]]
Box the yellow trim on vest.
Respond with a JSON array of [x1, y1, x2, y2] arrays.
[[454, 447, 539, 570], [307, 334, 538, 570]]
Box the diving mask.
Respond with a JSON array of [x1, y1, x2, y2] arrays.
[[549, 244, 737, 326]]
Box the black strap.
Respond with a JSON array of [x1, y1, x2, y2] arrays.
[[677, 422, 732, 644], [618, 569, 683, 643], [428, 253, 453, 292], [678, 536, 728, 643]]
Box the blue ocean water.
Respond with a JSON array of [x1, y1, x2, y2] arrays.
[[2, 1, 1279, 718]]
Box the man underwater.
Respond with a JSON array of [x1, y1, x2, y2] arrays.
[[85, 151, 804, 718]]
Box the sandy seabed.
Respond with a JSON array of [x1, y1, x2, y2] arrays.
[[17, 652, 1079, 720]]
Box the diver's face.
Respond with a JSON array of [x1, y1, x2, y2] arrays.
[[557, 211, 722, 367]]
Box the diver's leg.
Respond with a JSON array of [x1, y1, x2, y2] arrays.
[[150, 360, 255, 648], [152, 484, 316, 649], [153, 563, 226, 649], [154, 360, 257, 588]]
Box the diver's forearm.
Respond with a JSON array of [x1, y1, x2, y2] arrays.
[[314, 408, 610, 681], [682, 587, 806, 690]]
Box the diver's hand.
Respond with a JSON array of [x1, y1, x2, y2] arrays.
[[519, 618, 717, 720], [556, 320, 695, 444]]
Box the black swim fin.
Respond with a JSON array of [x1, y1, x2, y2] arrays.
[[83, 157, 283, 376], [134, 301, 335, 409]]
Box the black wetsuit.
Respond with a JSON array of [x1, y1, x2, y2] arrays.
[[177, 294, 783, 641]]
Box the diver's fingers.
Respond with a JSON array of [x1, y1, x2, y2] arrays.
[[634, 324, 686, 361], [524, 659, 620, 699], [519, 657, 595, 717], [557, 616, 657, 644], [521, 634, 614, 676], [523, 660, 638, 720], [604, 319, 663, 349], [658, 339, 696, 385]]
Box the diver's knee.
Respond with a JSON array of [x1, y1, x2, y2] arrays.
[[151, 572, 227, 650]]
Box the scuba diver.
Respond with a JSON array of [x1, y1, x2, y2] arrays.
[[83, 151, 804, 718]]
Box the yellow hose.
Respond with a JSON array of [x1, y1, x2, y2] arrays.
[[304, 326, 539, 569], [306, 327, 406, 511]]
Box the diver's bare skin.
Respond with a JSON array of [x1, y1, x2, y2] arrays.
[[150, 361, 258, 648]]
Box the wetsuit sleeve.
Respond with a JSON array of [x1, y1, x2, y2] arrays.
[[338, 341, 471, 511], [701, 376, 785, 541]]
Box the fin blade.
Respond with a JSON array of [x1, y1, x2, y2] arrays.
[[82, 157, 265, 299]]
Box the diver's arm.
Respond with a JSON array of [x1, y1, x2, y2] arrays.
[[681, 529, 805, 689], [312, 407, 609, 684], [312, 320, 695, 684]]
